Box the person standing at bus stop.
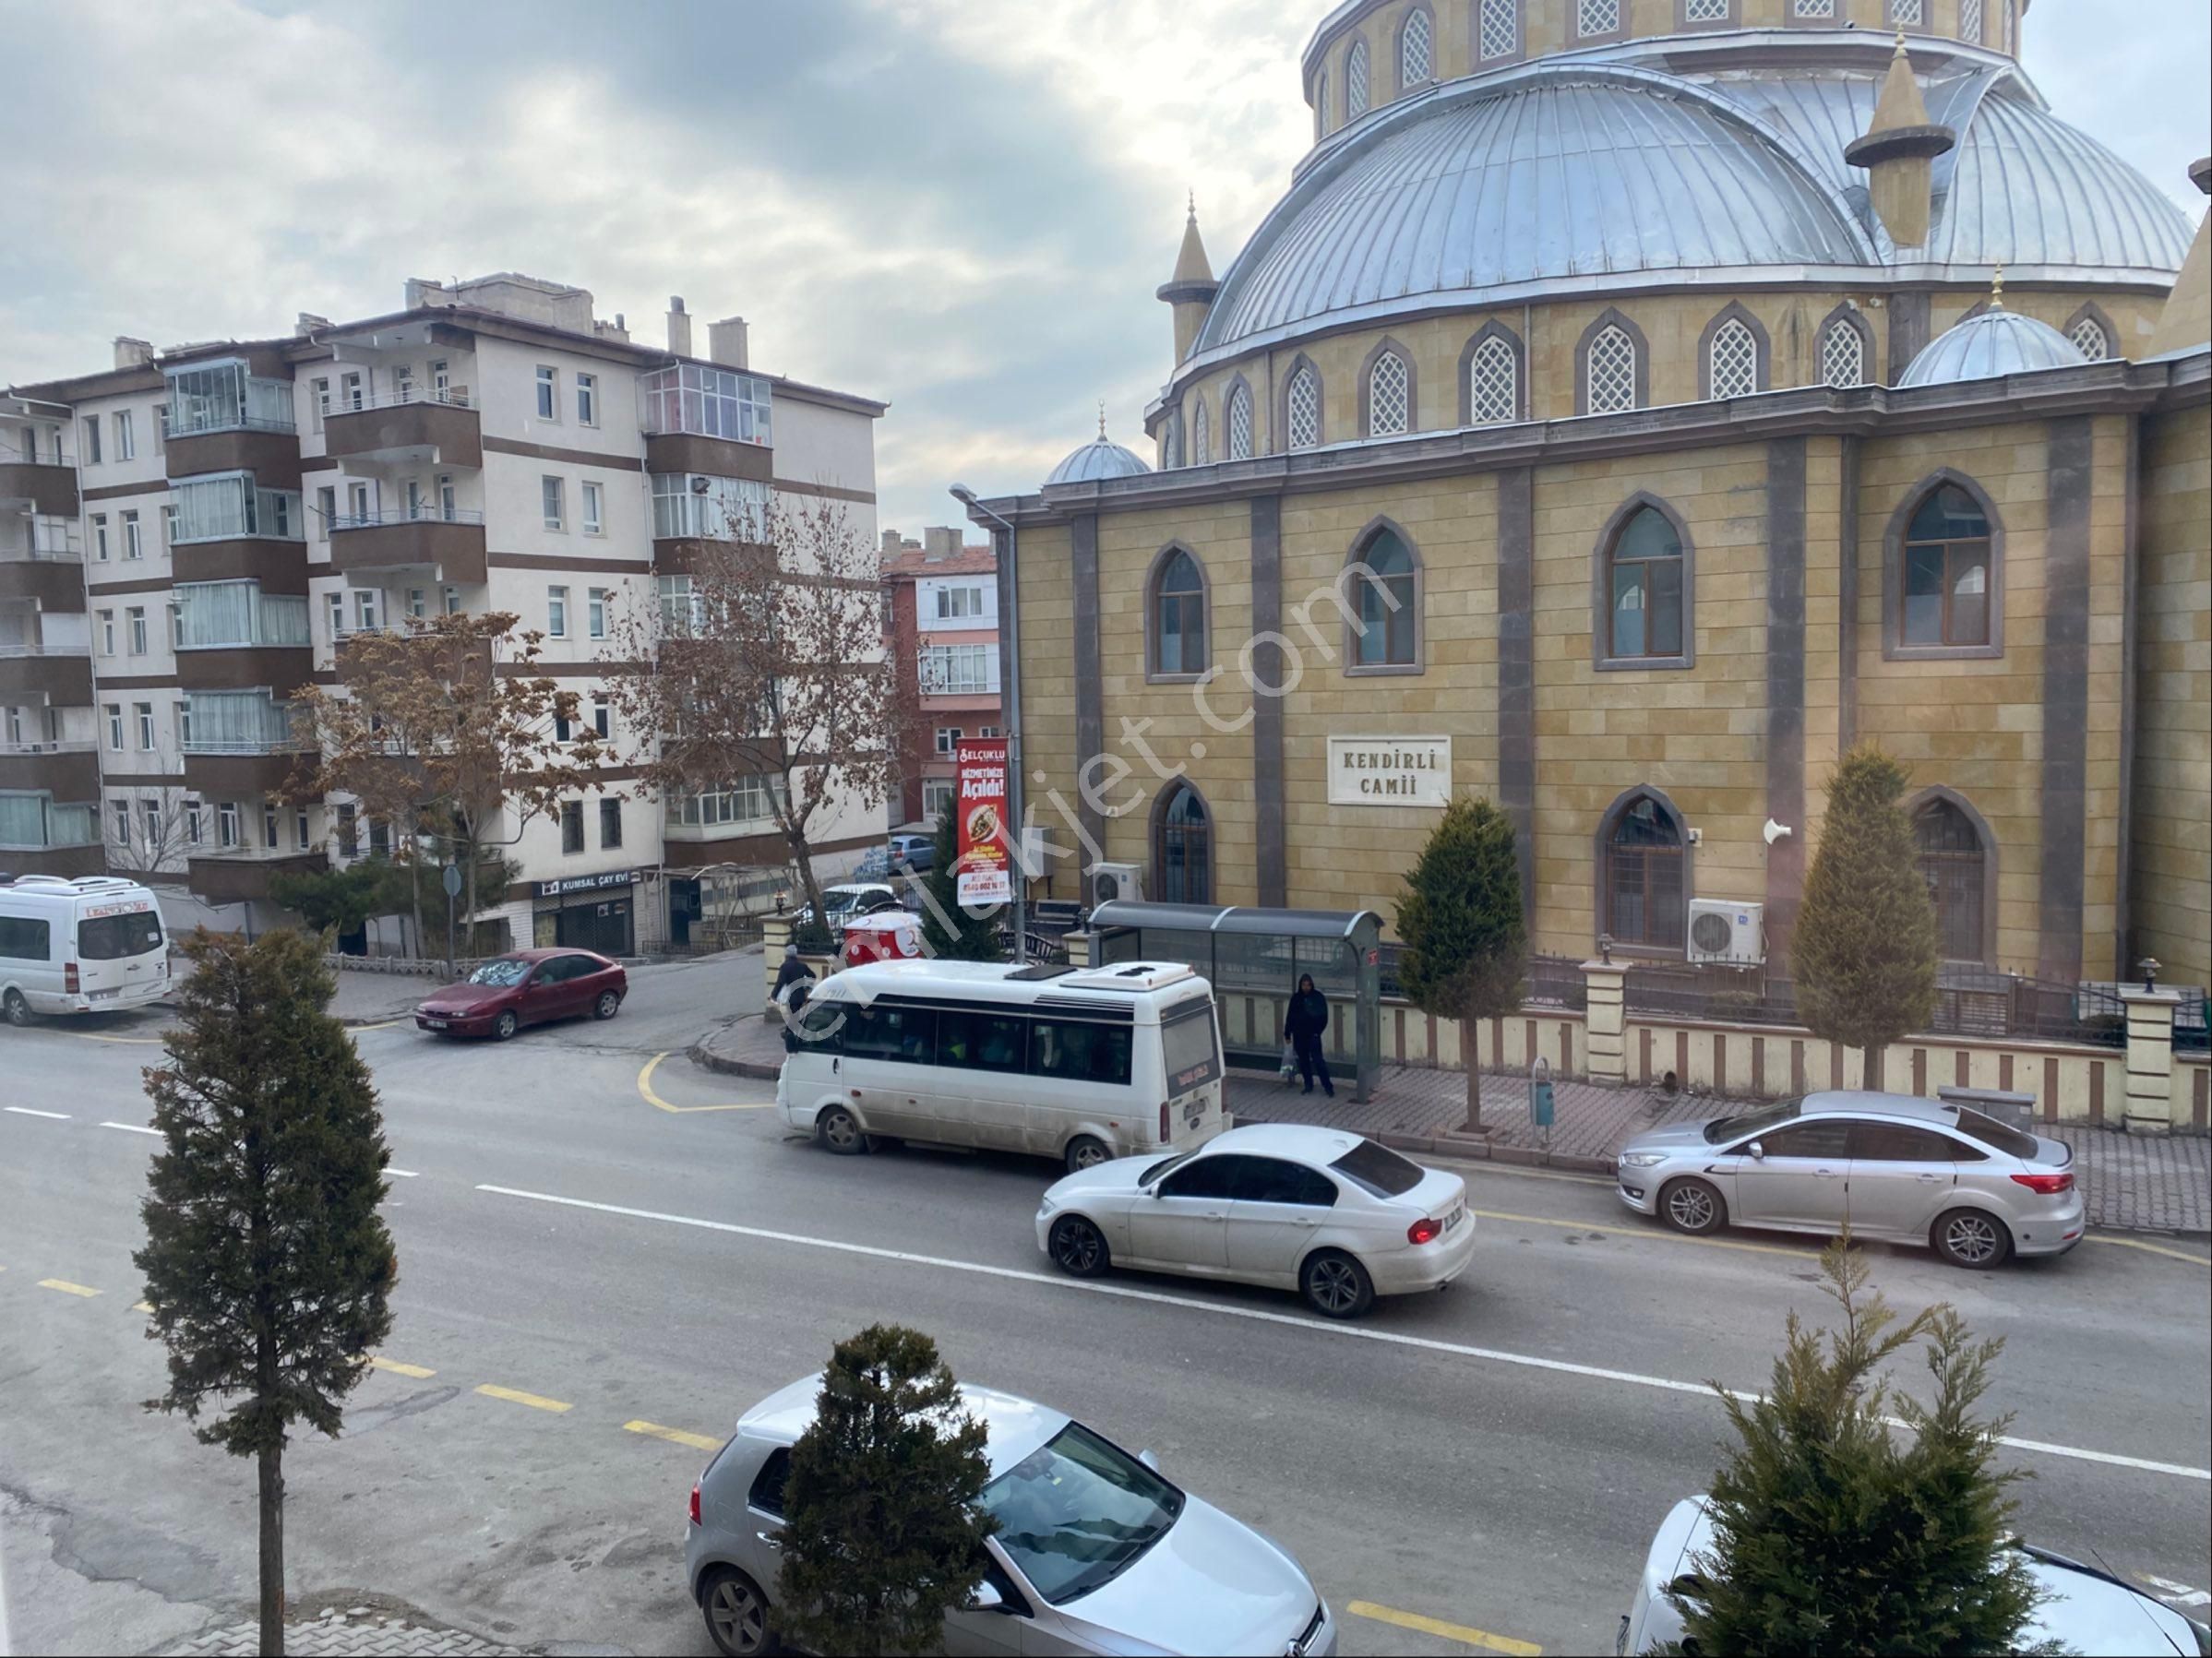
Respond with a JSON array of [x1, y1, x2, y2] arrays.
[[1284, 974, 1334, 1098]]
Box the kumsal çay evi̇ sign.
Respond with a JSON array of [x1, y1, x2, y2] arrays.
[[1326, 735, 1453, 807], [954, 737, 1012, 906]]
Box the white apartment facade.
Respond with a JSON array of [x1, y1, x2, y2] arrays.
[[2, 272, 888, 955]]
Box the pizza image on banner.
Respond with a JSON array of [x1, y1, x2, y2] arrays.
[[954, 737, 1012, 908]]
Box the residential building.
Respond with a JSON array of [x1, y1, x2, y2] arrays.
[[5, 274, 889, 953], [881, 526, 1002, 827]]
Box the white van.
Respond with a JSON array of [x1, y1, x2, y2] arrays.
[[0, 875, 171, 1024], [778, 960, 1228, 1173]]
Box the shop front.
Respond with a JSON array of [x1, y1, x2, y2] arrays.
[[532, 867, 639, 957]]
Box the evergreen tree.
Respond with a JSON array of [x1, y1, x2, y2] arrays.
[[1395, 795, 1526, 1132], [134, 929, 397, 1658], [269, 863, 387, 940], [1677, 1235, 2043, 1655], [918, 796, 1003, 961], [775, 1324, 997, 1656], [1792, 744, 1939, 1089]]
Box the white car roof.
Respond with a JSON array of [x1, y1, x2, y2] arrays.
[[1799, 1091, 1961, 1126], [1202, 1123, 1369, 1163], [737, 1376, 1069, 1478]]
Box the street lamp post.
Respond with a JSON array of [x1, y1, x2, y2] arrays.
[[950, 484, 1024, 960]]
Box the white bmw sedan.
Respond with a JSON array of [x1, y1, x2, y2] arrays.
[[1035, 1124, 1475, 1318]]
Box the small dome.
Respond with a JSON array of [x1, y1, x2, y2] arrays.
[[1899, 306, 2089, 387], [1045, 434, 1152, 486]]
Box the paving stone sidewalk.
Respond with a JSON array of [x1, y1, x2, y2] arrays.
[[171, 1600, 530, 1657], [695, 1014, 2210, 1236]]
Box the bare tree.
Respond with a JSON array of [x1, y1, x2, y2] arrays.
[[103, 785, 201, 880], [287, 613, 603, 934], [604, 494, 911, 929]]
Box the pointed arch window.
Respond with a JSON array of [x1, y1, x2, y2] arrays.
[[1960, 0, 1984, 42], [1226, 383, 1253, 460], [1586, 324, 1638, 413], [1154, 781, 1212, 905], [1316, 73, 1332, 137], [1346, 39, 1370, 118], [1602, 503, 1689, 665], [1160, 411, 1183, 471], [1601, 793, 1687, 952], [1707, 317, 1759, 400], [1465, 328, 1520, 424], [1400, 8, 1432, 88], [1191, 399, 1211, 466], [1914, 797, 1989, 964], [1347, 526, 1421, 670], [1821, 317, 1867, 387], [1901, 484, 1991, 649], [1150, 547, 1208, 679], [1286, 364, 1321, 450], [2068, 315, 2111, 361], [1368, 350, 1411, 436]]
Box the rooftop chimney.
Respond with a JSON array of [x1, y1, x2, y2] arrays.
[[923, 526, 963, 560], [113, 337, 154, 369], [666, 296, 692, 358], [709, 315, 749, 369]]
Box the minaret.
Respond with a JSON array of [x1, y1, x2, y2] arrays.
[[1844, 32, 1957, 248], [1156, 193, 1221, 366], [2144, 157, 2212, 359]]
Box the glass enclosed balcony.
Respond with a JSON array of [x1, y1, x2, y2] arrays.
[[165, 362, 297, 437], [169, 472, 305, 543], [640, 364, 772, 446]]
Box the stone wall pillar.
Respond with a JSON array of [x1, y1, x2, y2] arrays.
[[762, 915, 793, 1019], [1065, 930, 1093, 970], [1584, 959, 1629, 1086], [2122, 988, 2181, 1134]]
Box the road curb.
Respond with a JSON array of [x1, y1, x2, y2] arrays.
[[688, 1037, 779, 1080]]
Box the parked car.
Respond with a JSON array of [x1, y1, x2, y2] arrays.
[[685, 1375, 1336, 1658], [1614, 1091, 2084, 1269], [413, 948, 626, 1040], [887, 830, 937, 873], [1621, 1496, 2209, 1656], [794, 882, 902, 928], [1036, 1123, 1474, 1318], [0, 875, 170, 1026]]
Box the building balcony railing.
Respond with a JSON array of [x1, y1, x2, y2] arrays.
[[322, 390, 482, 468], [329, 506, 485, 532], [0, 643, 93, 698], [0, 459, 80, 518], [0, 739, 97, 755], [333, 387, 474, 414], [187, 846, 329, 903], [328, 508, 487, 583], [0, 743, 101, 796], [0, 642, 91, 660]]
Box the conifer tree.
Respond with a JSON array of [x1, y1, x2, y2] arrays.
[[1792, 744, 1940, 1088], [1395, 794, 1526, 1132], [918, 796, 1003, 961], [775, 1324, 996, 1656], [1677, 1235, 2042, 1655], [134, 929, 397, 1657]]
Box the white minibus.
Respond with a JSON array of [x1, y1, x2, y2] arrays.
[[0, 875, 171, 1024], [777, 959, 1227, 1172]]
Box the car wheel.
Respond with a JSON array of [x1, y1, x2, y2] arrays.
[[1063, 1134, 1111, 1175], [1659, 1177, 1726, 1236], [593, 990, 620, 1020], [2, 989, 31, 1028], [817, 1105, 867, 1156], [1300, 1250, 1375, 1319], [700, 1566, 774, 1658], [1932, 1208, 2013, 1270], [492, 1009, 520, 1043], [1049, 1215, 1110, 1278]]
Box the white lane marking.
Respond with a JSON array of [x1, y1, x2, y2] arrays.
[[388, 1169, 420, 1178], [4, 1107, 70, 1120], [474, 1184, 2210, 1484], [2144, 1576, 2212, 1606], [99, 1121, 160, 1137]]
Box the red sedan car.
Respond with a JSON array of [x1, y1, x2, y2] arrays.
[[414, 948, 627, 1041]]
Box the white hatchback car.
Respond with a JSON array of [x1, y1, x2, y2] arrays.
[[1035, 1124, 1475, 1318]]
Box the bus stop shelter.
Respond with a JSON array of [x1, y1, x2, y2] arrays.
[[1088, 901, 1385, 1103]]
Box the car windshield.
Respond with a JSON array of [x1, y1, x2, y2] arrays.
[[467, 959, 532, 987], [979, 1424, 1184, 1606], [1136, 1151, 1195, 1188], [1329, 1139, 1425, 1199], [1703, 1098, 1804, 1145], [1951, 1106, 2041, 1159]]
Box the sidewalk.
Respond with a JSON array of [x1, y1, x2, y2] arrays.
[[693, 1017, 2209, 1236]]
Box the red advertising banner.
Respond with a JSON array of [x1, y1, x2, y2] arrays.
[[954, 738, 1011, 907]]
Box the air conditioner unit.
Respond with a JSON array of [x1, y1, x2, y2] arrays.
[[1090, 862, 1142, 908], [1686, 899, 1765, 967]]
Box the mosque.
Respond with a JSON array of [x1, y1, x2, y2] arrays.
[[971, 0, 2211, 992]]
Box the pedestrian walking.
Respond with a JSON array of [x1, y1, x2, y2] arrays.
[[1284, 973, 1335, 1098]]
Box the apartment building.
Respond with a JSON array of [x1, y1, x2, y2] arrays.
[[880, 526, 1002, 828], [3, 272, 888, 955]]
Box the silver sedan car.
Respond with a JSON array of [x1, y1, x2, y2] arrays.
[[685, 1375, 1337, 1657], [1614, 1091, 2085, 1268]]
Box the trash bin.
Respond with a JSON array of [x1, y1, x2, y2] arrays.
[[1936, 1086, 2038, 1132]]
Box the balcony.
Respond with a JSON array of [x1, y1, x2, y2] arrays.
[[172, 536, 311, 592], [0, 458, 78, 517], [164, 366, 303, 488], [183, 740, 316, 797], [187, 846, 329, 903], [0, 741, 100, 798], [0, 643, 93, 700], [0, 545, 87, 611], [640, 364, 773, 482], [322, 388, 482, 468], [174, 646, 316, 696], [328, 507, 488, 583], [0, 796, 101, 877]]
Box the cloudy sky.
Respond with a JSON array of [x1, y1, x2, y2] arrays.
[[3, 0, 2205, 539]]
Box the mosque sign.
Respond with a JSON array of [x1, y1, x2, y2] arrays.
[[1327, 736, 1452, 807]]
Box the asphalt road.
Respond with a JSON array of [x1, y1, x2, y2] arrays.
[[3, 958, 2207, 1657]]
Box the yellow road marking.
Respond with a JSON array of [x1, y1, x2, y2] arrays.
[[624, 1419, 722, 1452], [638, 1052, 778, 1115], [1476, 1208, 1815, 1259], [2086, 1235, 2211, 1266], [474, 1383, 571, 1413], [1346, 1600, 1542, 1655], [75, 1032, 165, 1045], [370, 1355, 437, 1379], [37, 1279, 102, 1298], [352, 1019, 409, 1033]]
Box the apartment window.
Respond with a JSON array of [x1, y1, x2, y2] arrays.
[[220, 802, 242, 850], [535, 365, 558, 421], [135, 703, 154, 751], [186, 802, 203, 846], [936, 726, 963, 756], [560, 801, 585, 854], [346, 481, 373, 526], [657, 574, 704, 635], [554, 710, 573, 745], [392, 363, 414, 403], [592, 695, 611, 740], [84, 417, 102, 464], [126, 607, 147, 656], [341, 371, 364, 412], [547, 586, 568, 638], [99, 611, 116, 655], [141, 798, 162, 847], [542, 475, 565, 531], [115, 411, 136, 461], [352, 590, 380, 633], [308, 486, 333, 543], [114, 802, 132, 846], [599, 798, 622, 850], [93, 514, 110, 561], [175, 700, 191, 747], [978, 725, 1001, 740], [936, 584, 987, 620], [581, 481, 604, 535], [3, 707, 18, 747], [161, 504, 178, 549], [333, 803, 356, 856], [327, 593, 345, 642], [443, 585, 461, 615], [106, 704, 124, 750], [638, 363, 773, 446], [918, 644, 997, 695], [576, 372, 597, 426], [437, 474, 458, 520], [313, 378, 330, 429], [407, 588, 427, 619], [922, 776, 956, 819], [169, 602, 183, 649], [588, 588, 608, 639], [154, 405, 167, 453], [295, 809, 310, 850], [122, 509, 143, 560], [366, 816, 389, 857], [431, 360, 450, 401]]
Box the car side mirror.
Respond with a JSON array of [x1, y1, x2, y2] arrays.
[[1137, 1449, 1161, 1472], [1746, 1140, 1765, 1161], [969, 1581, 1007, 1614]]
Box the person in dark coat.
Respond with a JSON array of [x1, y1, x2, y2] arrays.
[[1284, 973, 1334, 1097]]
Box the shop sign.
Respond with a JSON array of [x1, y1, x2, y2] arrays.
[[1326, 735, 1452, 807], [954, 737, 1011, 907], [537, 868, 639, 899]]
